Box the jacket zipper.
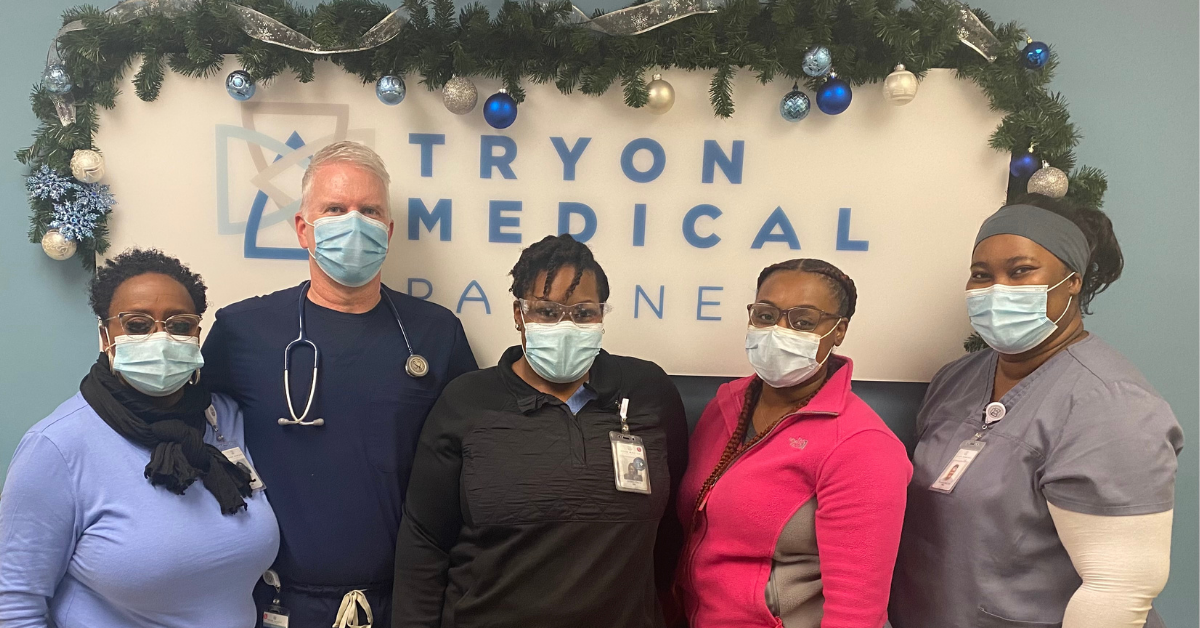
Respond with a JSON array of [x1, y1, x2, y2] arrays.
[[682, 409, 837, 620]]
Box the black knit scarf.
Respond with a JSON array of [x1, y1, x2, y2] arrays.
[[79, 354, 252, 514]]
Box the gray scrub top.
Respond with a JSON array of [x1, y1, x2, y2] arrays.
[[890, 335, 1183, 628]]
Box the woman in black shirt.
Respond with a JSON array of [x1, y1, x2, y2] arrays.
[[392, 234, 689, 628]]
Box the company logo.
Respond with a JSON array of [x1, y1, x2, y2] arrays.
[[215, 103, 374, 260]]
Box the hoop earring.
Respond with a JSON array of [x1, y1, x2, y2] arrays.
[[189, 370, 201, 385]]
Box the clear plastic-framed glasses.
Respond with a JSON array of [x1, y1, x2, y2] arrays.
[[747, 303, 841, 332], [517, 299, 613, 324], [101, 312, 202, 341]]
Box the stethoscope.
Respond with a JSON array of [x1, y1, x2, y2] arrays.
[[279, 281, 429, 427]]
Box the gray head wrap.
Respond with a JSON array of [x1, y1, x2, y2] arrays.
[[974, 204, 1090, 274]]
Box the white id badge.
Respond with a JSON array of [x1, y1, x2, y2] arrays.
[[929, 437, 985, 494], [610, 432, 651, 494], [262, 609, 290, 628], [221, 447, 265, 491]]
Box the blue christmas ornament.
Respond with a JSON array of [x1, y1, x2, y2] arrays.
[[816, 75, 852, 115], [779, 84, 810, 122], [1010, 151, 1040, 178], [376, 75, 406, 105], [483, 90, 518, 129], [225, 70, 256, 101], [802, 46, 833, 78], [41, 64, 73, 95], [1020, 40, 1050, 69]]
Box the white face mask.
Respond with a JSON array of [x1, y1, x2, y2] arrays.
[[744, 323, 839, 388]]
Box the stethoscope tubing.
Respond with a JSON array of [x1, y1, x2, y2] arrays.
[[280, 281, 419, 427]]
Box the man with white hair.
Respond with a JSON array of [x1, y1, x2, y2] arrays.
[[202, 141, 477, 627]]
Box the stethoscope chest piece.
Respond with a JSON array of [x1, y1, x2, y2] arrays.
[[406, 354, 430, 378]]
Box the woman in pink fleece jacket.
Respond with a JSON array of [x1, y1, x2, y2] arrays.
[[675, 259, 912, 628]]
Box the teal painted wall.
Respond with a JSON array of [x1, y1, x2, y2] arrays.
[[1, 0, 1195, 624]]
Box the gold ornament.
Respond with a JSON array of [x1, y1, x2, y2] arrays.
[[41, 229, 77, 260], [884, 64, 918, 106], [70, 149, 106, 183], [645, 74, 675, 115], [442, 77, 478, 115], [1027, 162, 1069, 199]]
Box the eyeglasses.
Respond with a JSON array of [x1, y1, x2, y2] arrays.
[[517, 299, 612, 324], [747, 303, 841, 332], [102, 312, 202, 340]]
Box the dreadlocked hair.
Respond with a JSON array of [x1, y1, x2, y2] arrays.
[[1009, 193, 1123, 315], [692, 375, 827, 512], [509, 234, 611, 301], [757, 259, 858, 319]]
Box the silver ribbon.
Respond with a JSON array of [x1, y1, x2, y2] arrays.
[[954, 2, 1001, 62], [228, 3, 409, 55], [45, 0, 201, 125], [557, 0, 724, 36], [39, 0, 1000, 126]]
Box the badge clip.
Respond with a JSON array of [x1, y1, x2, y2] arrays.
[[262, 569, 290, 628]]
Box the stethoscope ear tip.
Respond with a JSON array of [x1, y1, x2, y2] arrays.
[[312, 418, 325, 426], [277, 418, 289, 426]]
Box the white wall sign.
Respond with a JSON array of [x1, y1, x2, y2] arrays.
[[98, 58, 1007, 381]]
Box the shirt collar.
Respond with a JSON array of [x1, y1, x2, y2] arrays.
[[498, 345, 623, 414]]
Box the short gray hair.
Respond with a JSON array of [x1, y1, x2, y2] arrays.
[[300, 141, 391, 215]]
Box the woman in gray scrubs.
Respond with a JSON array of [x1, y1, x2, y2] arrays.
[[890, 194, 1183, 628]]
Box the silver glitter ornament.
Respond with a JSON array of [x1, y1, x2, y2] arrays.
[[41, 229, 77, 260], [70, 149, 105, 183], [645, 74, 675, 115], [443, 77, 478, 115], [883, 64, 918, 106], [1027, 162, 1069, 199]]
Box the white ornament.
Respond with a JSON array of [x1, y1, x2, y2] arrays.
[[70, 149, 106, 183], [884, 64, 918, 106], [645, 73, 675, 115], [442, 77, 478, 115], [41, 229, 77, 260], [1027, 162, 1069, 198]]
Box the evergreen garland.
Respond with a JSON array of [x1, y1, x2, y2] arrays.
[[18, 0, 1107, 272]]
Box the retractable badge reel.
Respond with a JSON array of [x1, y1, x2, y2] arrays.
[[610, 398, 651, 494], [929, 402, 1006, 495], [261, 570, 290, 628]]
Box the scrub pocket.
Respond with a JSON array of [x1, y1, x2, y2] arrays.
[[977, 607, 1061, 628], [365, 390, 439, 473]]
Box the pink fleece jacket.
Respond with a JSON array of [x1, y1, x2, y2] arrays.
[[676, 357, 912, 628]]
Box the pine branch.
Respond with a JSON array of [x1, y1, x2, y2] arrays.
[[16, 0, 1109, 267]]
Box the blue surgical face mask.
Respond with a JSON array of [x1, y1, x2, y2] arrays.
[[109, 332, 205, 397], [306, 211, 390, 288], [966, 273, 1074, 355], [522, 318, 605, 384]]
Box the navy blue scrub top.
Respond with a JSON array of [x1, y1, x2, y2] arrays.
[[202, 283, 477, 593]]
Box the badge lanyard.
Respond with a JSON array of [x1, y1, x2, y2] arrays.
[[206, 406, 266, 491], [610, 398, 652, 494], [929, 401, 1006, 494], [261, 570, 290, 628]]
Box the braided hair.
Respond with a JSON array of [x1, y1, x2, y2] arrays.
[[693, 376, 828, 511], [509, 234, 611, 301], [1009, 193, 1123, 315], [757, 258, 858, 319], [692, 259, 851, 511]]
